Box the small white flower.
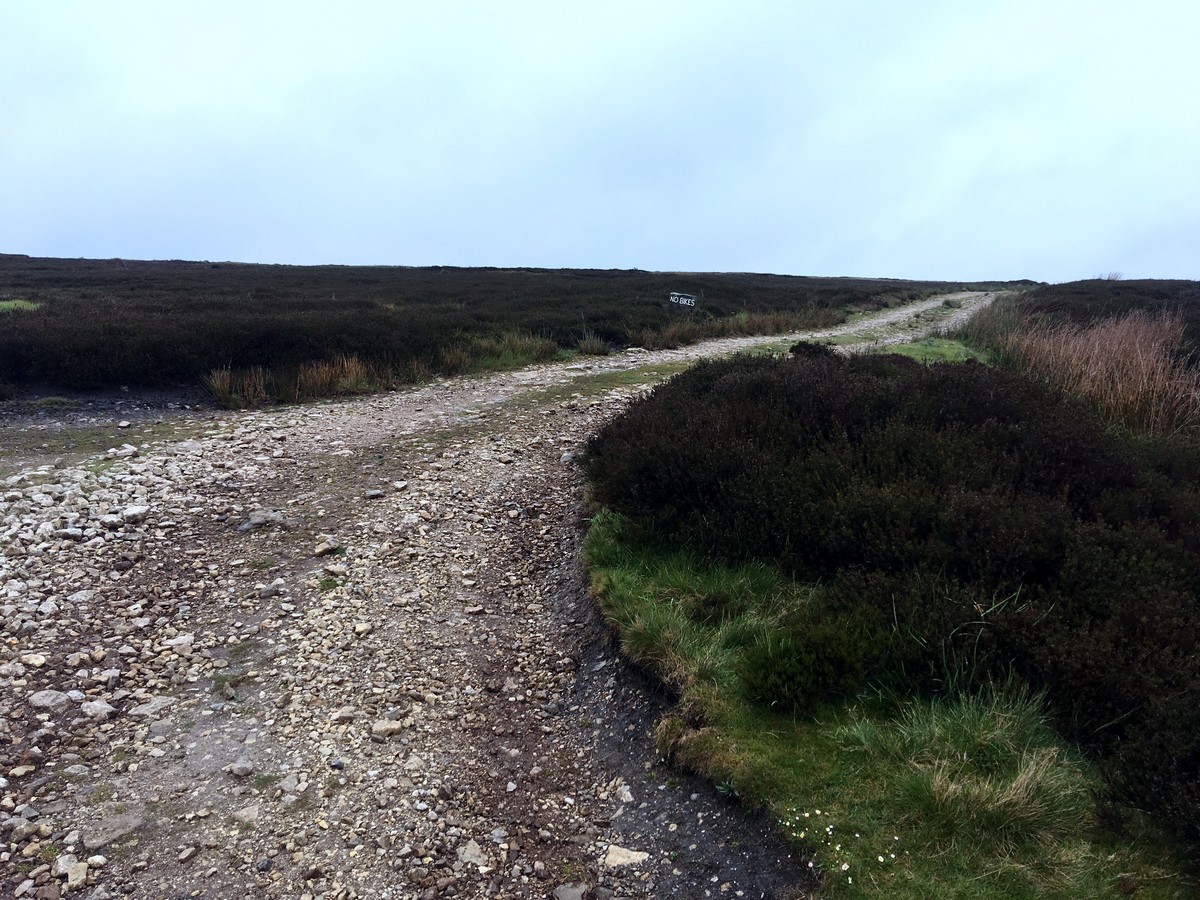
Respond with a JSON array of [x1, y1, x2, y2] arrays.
[[841, 863, 850, 871], [878, 855, 885, 863]]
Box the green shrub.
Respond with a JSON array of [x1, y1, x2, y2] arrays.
[[584, 510, 1194, 896], [584, 350, 1200, 842]]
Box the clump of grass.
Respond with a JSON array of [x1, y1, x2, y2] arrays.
[[437, 345, 473, 375], [203, 366, 233, 406], [467, 329, 561, 370], [1001, 309, 1199, 435], [334, 353, 370, 391], [841, 689, 1091, 856], [207, 355, 391, 407], [400, 356, 431, 383], [583, 510, 1192, 897], [873, 337, 986, 364], [0, 298, 40, 312], [294, 354, 381, 399], [34, 395, 79, 408], [294, 359, 339, 399], [577, 330, 612, 356], [204, 365, 268, 408]]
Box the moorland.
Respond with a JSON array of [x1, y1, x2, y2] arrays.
[[0, 253, 1024, 403], [584, 278, 1200, 897], [4, 256, 1200, 898]]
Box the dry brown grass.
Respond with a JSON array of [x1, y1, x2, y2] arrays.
[[203, 366, 233, 405], [437, 345, 473, 375], [203, 365, 270, 408], [295, 359, 338, 399], [207, 355, 388, 407], [577, 330, 612, 356], [1003, 310, 1200, 435]]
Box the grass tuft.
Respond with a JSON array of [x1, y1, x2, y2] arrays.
[[1001, 310, 1199, 435], [577, 330, 612, 356], [583, 510, 1190, 897], [0, 298, 40, 312]]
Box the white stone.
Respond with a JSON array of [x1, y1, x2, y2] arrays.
[[457, 839, 489, 868], [603, 845, 649, 868], [80, 699, 117, 720], [233, 804, 259, 825], [371, 719, 406, 737], [121, 505, 151, 523], [127, 696, 175, 718], [28, 689, 69, 711]]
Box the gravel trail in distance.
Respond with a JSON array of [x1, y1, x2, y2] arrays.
[[0, 293, 994, 899]]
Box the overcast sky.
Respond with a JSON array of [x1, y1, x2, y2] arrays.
[[2, 2, 1197, 282]]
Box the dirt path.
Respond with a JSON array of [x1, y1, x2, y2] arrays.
[[0, 293, 994, 900]]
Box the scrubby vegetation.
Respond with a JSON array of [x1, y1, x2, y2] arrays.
[[584, 345, 1200, 895], [956, 279, 1200, 434], [0, 254, 1024, 401]]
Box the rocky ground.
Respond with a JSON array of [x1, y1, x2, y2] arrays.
[[0, 293, 993, 900]]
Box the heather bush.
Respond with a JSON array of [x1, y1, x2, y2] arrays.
[[584, 350, 1200, 841], [0, 254, 1006, 390]]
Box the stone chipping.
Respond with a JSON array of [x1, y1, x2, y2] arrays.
[[0, 293, 993, 899]]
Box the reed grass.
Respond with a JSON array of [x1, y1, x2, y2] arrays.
[[1002, 310, 1200, 435]]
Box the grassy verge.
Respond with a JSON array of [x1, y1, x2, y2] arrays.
[[874, 337, 988, 363], [0, 298, 39, 311], [584, 510, 1190, 898]]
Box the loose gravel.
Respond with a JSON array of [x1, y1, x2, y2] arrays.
[[1, 294, 994, 900]]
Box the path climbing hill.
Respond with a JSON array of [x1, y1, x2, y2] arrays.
[[0, 292, 995, 899]]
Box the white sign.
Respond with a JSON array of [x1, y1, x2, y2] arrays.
[[669, 292, 696, 307]]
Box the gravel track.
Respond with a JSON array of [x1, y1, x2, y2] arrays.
[[0, 293, 994, 900]]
